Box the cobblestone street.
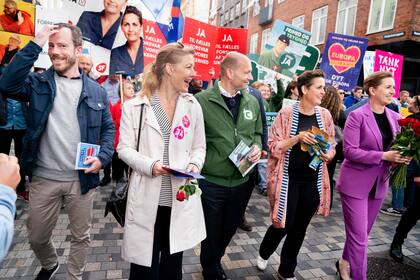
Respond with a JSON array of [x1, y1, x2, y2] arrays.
[[1, 177, 419, 280]]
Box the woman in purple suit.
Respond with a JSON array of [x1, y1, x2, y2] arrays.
[[336, 71, 411, 280]]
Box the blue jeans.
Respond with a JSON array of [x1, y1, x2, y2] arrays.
[[391, 187, 404, 209], [257, 162, 267, 191]]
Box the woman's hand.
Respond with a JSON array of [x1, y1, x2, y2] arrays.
[[382, 151, 412, 164], [319, 151, 333, 163], [152, 161, 170, 177], [186, 163, 199, 173], [297, 131, 318, 145]]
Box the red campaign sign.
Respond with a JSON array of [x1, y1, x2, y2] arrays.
[[182, 17, 218, 81], [143, 19, 167, 68], [182, 17, 248, 81], [214, 27, 248, 79]]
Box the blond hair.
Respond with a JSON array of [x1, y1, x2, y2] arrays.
[[140, 42, 194, 99]]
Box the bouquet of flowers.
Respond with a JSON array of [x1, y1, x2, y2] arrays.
[[176, 180, 202, 202], [389, 118, 420, 189]]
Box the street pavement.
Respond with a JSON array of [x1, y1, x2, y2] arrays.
[[1, 174, 419, 280]]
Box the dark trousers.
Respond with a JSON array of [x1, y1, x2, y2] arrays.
[[129, 206, 183, 280], [259, 179, 320, 278], [199, 179, 254, 276], [393, 184, 420, 245], [0, 128, 26, 192], [104, 151, 128, 181]]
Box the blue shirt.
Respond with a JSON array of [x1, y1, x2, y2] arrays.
[[0, 184, 16, 262], [109, 40, 144, 77], [0, 99, 26, 130], [344, 95, 360, 109], [102, 79, 120, 105], [76, 11, 122, 50]]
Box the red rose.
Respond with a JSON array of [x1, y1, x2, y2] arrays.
[[176, 190, 187, 201], [412, 121, 420, 136], [398, 118, 411, 127]]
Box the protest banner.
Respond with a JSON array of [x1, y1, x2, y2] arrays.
[[258, 20, 311, 80], [182, 17, 217, 81], [143, 19, 167, 67], [363, 50, 375, 79], [182, 17, 248, 81], [320, 33, 368, 91], [295, 44, 320, 76], [374, 49, 404, 96]]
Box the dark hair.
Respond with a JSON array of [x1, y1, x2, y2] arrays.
[[56, 23, 83, 47], [277, 34, 290, 46], [140, 42, 194, 99], [296, 69, 325, 97], [320, 86, 341, 124], [354, 86, 363, 92], [122, 5, 143, 25], [412, 95, 420, 109], [364, 71, 393, 96]]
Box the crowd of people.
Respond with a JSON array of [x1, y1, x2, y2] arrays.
[[0, 21, 419, 280]]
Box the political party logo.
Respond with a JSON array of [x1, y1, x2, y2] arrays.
[[173, 126, 185, 140], [96, 63, 107, 74], [328, 43, 361, 74], [279, 53, 296, 70], [182, 115, 190, 128], [86, 146, 94, 159], [243, 109, 253, 120]]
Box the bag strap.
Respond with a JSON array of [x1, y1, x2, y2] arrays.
[[127, 104, 145, 179]]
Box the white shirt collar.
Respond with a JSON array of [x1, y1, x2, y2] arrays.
[[219, 83, 241, 98]]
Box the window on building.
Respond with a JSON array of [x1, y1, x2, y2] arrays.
[[250, 32, 259, 54], [236, 2, 241, 17], [311, 5, 328, 45], [292, 15, 305, 29], [220, 14, 224, 26], [253, 0, 260, 16], [367, 0, 397, 33], [336, 0, 357, 35], [224, 12, 229, 24], [261, 28, 271, 53], [230, 7, 234, 21], [242, 0, 248, 14]]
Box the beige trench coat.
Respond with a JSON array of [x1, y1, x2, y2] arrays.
[[117, 93, 206, 267]]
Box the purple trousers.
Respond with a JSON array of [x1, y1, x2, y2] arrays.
[[341, 193, 384, 280]]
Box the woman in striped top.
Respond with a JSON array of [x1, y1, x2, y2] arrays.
[[256, 70, 335, 280], [117, 43, 207, 280]]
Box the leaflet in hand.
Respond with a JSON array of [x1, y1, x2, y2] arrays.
[[162, 166, 205, 179], [75, 142, 100, 170], [229, 140, 258, 177]]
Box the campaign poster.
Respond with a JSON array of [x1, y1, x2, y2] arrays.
[[320, 33, 368, 91], [0, 30, 32, 73], [182, 17, 217, 81], [258, 20, 311, 79], [0, 0, 35, 36], [213, 26, 248, 78], [363, 50, 375, 79], [142, 18, 167, 67], [374, 49, 404, 96]]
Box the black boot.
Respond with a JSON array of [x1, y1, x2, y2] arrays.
[[390, 241, 404, 263], [238, 216, 252, 232], [99, 176, 111, 186]]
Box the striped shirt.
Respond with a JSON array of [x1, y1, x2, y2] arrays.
[[151, 95, 173, 207]]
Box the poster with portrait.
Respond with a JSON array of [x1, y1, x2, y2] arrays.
[[0, 0, 35, 36], [320, 33, 368, 92], [258, 19, 311, 79], [0, 30, 32, 74]]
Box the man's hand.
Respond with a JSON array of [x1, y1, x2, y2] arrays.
[[248, 145, 262, 163], [17, 11, 24, 25], [0, 154, 20, 190], [84, 157, 102, 174], [32, 25, 60, 48]]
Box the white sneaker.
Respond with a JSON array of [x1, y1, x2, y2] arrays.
[[257, 255, 268, 270]]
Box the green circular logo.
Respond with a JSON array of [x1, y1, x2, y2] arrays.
[[279, 53, 296, 69]]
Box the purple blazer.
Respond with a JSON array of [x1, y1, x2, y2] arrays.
[[337, 103, 401, 199]]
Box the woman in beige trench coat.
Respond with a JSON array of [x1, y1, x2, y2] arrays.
[[117, 43, 206, 280]]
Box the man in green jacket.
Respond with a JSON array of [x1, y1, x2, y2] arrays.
[[195, 52, 262, 280]]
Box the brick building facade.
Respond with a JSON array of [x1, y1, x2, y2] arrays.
[[212, 0, 419, 94]]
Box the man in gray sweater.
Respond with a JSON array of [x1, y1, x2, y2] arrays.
[[0, 24, 114, 280]]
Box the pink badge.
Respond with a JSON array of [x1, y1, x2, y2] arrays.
[[182, 115, 190, 128], [173, 126, 185, 140]]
